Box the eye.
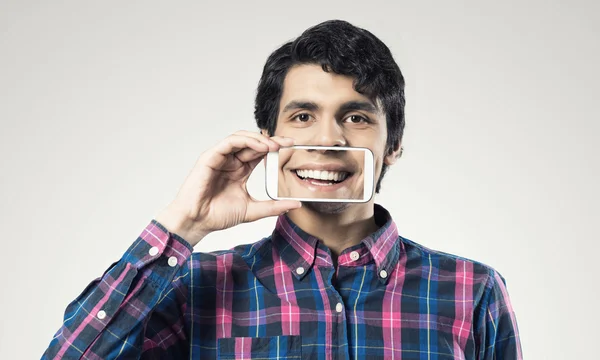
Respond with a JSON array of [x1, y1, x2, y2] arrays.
[[292, 113, 312, 122], [344, 114, 370, 124]]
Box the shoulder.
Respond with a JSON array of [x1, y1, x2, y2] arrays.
[[183, 235, 274, 277], [192, 235, 272, 261], [398, 235, 505, 288]]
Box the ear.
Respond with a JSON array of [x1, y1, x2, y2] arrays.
[[384, 142, 403, 166]]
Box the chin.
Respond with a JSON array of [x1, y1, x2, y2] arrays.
[[303, 201, 351, 215]]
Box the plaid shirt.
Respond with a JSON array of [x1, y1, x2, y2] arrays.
[[43, 205, 522, 359]]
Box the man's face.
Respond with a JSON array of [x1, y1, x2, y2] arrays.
[[266, 64, 399, 211]]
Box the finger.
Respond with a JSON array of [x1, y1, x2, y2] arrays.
[[234, 131, 295, 151], [204, 136, 269, 170], [246, 155, 265, 171], [245, 200, 302, 222], [234, 130, 280, 151], [232, 135, 296, 166], [268, 135, 296, 147], [215, 135, 269, 156], [235, 147, 267, 163]]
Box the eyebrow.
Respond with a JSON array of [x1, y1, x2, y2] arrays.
[[338, 100, 379, 114], [281, 100, 379, 114], [281, 101, 320, 113]]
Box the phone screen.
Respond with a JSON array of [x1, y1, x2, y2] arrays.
[[266, 146, 374, 202]]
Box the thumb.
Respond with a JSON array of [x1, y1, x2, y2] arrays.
[[245, 199, 302, 222]]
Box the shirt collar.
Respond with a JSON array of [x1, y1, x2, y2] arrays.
[[272, 214, 319, 281], [272, 204, 401, 283], [361, 204, 401, 284]]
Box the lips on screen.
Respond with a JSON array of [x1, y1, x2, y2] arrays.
[[277, 147, 365, 200]]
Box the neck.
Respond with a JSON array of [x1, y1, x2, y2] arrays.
[[287, 202, 379, 257]]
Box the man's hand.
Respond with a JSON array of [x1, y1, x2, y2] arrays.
[[155, 131, 301, 247]]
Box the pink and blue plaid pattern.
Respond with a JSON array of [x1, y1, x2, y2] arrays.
[[43, 205, 522, 359]]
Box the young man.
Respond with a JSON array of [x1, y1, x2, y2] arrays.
[[43, 20, 522, 359]]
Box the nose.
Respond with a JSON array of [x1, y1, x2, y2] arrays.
[[310, 118, 347, 147]]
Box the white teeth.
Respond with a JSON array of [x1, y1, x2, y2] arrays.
[[295, 169, 349, 181]]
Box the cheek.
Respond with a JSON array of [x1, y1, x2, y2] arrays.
[[278, 150, 293, 168], [275, 126, 311, 143], [374, 156, 384, 179], [371, 147, 388, 180], [273, 119, 291, 136]]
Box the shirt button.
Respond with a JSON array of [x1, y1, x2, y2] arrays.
[[296, 267, 305, 275], [97, 310, 106, 320], [379, 269, 388, 279], [148, 246, 159, 256], [336, 302, 343, 313], [167, 256, 178, 267], [350, 251, 360, 261]]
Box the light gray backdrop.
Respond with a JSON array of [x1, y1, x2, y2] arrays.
[[1, 1, 598, 359]]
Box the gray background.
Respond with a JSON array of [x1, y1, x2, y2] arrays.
[[1, 1, 598, 358]]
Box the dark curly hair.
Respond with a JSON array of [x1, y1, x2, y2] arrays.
[[254, 20, 405, 193]]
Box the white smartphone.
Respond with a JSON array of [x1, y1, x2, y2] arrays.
[[265, 145, 375, 203]]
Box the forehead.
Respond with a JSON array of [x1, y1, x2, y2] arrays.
[[280, 64, 379, 110]]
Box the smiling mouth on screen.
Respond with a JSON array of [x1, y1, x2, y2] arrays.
[[290, 168, 355, 193]]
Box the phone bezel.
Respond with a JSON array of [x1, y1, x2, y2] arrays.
[[265, 145, 375, 203]]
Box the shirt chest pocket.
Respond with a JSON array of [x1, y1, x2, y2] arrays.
[[217, 335, 302, 359]]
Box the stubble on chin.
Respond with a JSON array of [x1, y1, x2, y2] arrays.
[[303, 201, 351, 214]]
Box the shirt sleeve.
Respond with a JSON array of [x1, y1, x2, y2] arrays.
[[41, 220, 194, 359], [476, 269, 523, 360]]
